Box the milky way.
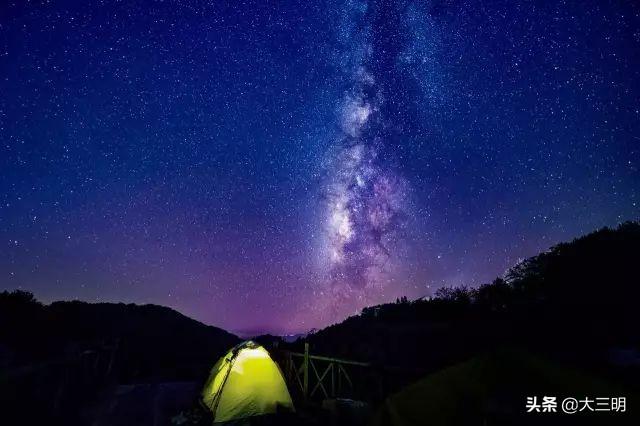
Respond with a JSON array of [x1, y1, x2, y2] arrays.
[[319, 0, 409, 316]]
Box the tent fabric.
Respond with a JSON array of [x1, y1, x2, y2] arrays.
[[201, 341, 294, 423]]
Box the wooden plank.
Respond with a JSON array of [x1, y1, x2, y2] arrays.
[[331, 363, 335, 397], [338, 364, 353, 388], [289, 352, 370, 367], [310, 361, 331, 398], [288, 357, 305, 394], [303, 343, 309, 400]]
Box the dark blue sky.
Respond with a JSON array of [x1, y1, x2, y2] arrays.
[[1, 0, 638, 334]]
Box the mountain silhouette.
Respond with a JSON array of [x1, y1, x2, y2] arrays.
[[298, 222, 640, 397], [0, 295, 239, 424]]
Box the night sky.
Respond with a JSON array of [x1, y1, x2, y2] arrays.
[[1, 0, 638, 335]]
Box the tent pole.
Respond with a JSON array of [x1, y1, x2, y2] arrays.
[[210, 355, 235, 421]]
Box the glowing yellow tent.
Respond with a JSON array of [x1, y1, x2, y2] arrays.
[[201, 341, 295, 423]]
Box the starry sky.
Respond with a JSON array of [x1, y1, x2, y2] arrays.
[[1, 0, 639, 335]]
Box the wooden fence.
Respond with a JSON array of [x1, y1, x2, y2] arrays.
[[278, 343, 381, 402]]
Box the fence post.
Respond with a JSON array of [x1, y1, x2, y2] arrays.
[[331, 363, 335, 397], [303, 343, 309, 401]]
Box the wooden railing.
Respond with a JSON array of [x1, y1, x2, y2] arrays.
[[279, 343, 374, 401]]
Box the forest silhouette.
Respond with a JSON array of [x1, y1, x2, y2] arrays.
[[303, 222, 639, 377]]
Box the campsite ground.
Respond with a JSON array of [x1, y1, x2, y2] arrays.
[[85, 379, 370, 425], [91, 382, 198, 426]]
